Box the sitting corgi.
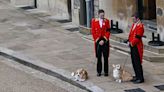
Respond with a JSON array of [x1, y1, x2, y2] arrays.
[[112, 64, 133, 83]]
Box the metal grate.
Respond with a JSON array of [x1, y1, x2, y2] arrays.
[[154, 85, 164, 91], [56, 20, 71, 23], [66, 27, 79, 32], [20, 6, 36, 10], [124, 88, 145, 92]]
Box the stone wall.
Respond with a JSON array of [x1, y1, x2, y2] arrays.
[[71, 0, 80, 25], [93, 0, 99, 18], [99, 0, 137, 33], [156, 0, 164, 41], [37, 0, 69, 19], [10, 0, 34, 7]]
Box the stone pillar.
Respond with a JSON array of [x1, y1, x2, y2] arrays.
[[156, 0, 164, 41], [71, 0, 80, 25], [94, 0, 99, 18]]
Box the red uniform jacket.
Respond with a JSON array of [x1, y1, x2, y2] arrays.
[[128, 22, 144, 64], [91, 18, 110, 56]]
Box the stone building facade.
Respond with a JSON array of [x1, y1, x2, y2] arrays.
[[10, 0, 164, 41], [156, 0, 164, 41], [11, 0, 71, 20]]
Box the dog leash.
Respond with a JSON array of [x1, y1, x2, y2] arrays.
[[122, 54, 129, 71]]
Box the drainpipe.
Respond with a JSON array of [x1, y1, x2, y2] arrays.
[[85, 0, 91, 27]]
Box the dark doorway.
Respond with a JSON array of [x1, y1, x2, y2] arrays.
[[34, 0, 37, 8], [137, 0, 156, 20], [67, 0, 72, 21], [79, 0, 87, 26], [147, 0, 156, 19], [137, 0, 144, 19]]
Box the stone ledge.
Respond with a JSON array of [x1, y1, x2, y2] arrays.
[[111, 41, 164, 62], [82, 35, 164, 62], [111, 33, 164, 54]]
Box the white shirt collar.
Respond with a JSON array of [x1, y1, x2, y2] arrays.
[[99, 18, 103, 28], [132, 21, 140, 30]]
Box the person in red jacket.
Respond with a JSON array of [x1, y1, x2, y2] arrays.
[[128, 13, 144, 84], [91, 9, 110, 77]]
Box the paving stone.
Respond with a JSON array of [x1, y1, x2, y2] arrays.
[[0, 1, 164, 92]]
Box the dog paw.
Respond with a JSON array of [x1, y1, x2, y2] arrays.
[[74, 78, 78, 81], [79, 79, 85, 82], [118, 79, 122, 83]]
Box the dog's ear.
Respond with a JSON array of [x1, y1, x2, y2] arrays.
[[112, 64, 115, 68], [71, 72, 75, 76]]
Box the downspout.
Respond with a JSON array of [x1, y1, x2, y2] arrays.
[[85, 0, 91, 27]]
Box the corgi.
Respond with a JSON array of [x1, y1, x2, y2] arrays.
[[71, 68, 88, 82], [112, 64, 132, 83]]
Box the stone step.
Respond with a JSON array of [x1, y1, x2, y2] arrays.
[[110, 40, 164, 62], [111, 33, 164, 54], [81, 33, 164, 62]]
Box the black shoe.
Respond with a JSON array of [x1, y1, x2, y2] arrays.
[[130, 76, 137, 82], [97, 73, 101, 77], [104, 73, 108, 77], [133, 79, 144, 84]]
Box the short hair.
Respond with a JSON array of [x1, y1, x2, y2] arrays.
[[132, 12, 140, 19], [98, 9, 105, 14]]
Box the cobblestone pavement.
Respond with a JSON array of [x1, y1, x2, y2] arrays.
[[0, 0, 164, 92]]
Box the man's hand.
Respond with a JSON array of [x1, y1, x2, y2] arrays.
[[127, 42, 133, 47], [130, 43, 133, 47], [99, 40, 104, 46], [127, 41, 130, 47]]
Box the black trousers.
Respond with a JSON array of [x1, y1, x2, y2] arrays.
[[130, 45, 144, 81], [96, 40, 109, 74]]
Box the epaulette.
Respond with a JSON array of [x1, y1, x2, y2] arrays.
[[139, 23, 143, 27], [95, 18, 99, 22], [137, 22, 143, 27], [104, 18, 109, 22]]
